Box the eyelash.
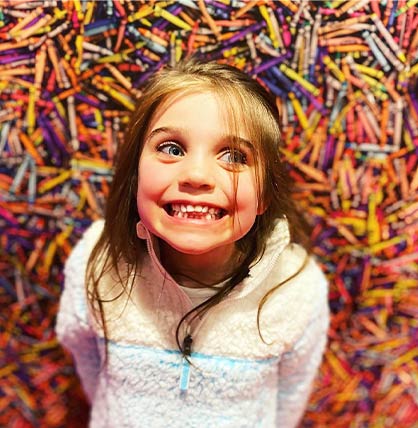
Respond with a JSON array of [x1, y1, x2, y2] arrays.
[[220, 149, 248, 165], [157, 141, 184, 156], [156, 142, 248, 165]]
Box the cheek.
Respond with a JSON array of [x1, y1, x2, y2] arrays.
[[137, 160, 170, 211], [234, 176, 260, 221]]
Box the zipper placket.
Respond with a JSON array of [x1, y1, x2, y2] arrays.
[[142, 222, 290, 394], [143, 234, 197, 395]]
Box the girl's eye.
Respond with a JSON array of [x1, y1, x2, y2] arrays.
[[157, 142, 184, 157], [220, 149, 247, 165]]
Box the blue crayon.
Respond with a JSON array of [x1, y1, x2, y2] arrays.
[[84, 19, 117, 36], [260, 78, 287, 98], [225, 22, 265, 45], [252, 53, 290, 75]]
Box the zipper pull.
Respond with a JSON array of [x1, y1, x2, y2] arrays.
[[183, 334, 193, 356], [179, 334, 193, 396]]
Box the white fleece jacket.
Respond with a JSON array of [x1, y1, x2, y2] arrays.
[[55, 218, 329, 428]]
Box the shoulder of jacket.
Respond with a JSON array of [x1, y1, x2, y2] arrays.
[[82, 219, 105, 246], [257, 244, 329, 348], [257, 243, 328, 298], [64, 219, 105, 274]]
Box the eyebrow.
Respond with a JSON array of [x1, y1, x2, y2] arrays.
[[145, 126, 255, 150], [145, 126, 178, 143]]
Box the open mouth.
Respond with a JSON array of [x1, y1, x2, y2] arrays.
[[164, 203, 227, 220]]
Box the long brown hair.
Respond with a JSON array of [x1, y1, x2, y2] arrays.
[[86, 58, 311, 360]]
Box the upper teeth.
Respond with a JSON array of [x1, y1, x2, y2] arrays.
[[171, 204, 220, 214]]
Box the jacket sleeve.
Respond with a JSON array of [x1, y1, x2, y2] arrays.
[[276, 279, 329, 427], [55, 222, 103, 403]]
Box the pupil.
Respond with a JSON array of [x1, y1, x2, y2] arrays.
[[171, 147, 181, 156]]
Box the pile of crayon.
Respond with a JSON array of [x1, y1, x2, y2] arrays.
[[0, 1, 417, 426]]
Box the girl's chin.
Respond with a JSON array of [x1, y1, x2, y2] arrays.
[[164, 243, 225, 256], [159, 235, 236, 258]]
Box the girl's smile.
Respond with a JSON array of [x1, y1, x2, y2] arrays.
[[136, 91, 263, 273], [164, 202, 227, 221]]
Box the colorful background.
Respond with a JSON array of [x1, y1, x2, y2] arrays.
[[0, 1, 417, 427]]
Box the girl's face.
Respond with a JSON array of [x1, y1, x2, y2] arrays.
[[137, 91, 263, 265]]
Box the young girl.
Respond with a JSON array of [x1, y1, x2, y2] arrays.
[[56, 59, 329, 428]]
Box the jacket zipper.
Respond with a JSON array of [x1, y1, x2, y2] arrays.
[[179, 333, 193, 395]]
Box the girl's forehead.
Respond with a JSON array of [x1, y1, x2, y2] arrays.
[[147, 88, 248, 132], [148, 88, 254, 137]]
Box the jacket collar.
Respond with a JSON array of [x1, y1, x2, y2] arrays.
[[135, 218, 291, 298]]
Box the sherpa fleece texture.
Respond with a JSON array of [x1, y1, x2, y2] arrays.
[[56, 219, 329, 428]]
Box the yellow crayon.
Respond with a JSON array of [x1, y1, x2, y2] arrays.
[[51, 96, 66, 119], [154, 5, 192, 31], [42, 240, 57, 276], [73, 0, 83, 20], [101, 82, 135, 111], [370, 337, 410, 352], [127, 5, 154, 23], [53, 7, 68, 21], [38, 171, 72, 194], [288, 92, 309, 130], [367, 193, 381, 245], [354, 63, 384, 80], [84, 0, 95, 25], [371, 235, 407, 254], [304, 110, 321, 140], [330, 102, 353, 135], [74, 33, 84, 75], [175, 36, 183, 63], [259, 4, 279, 49], [26, 88, 36, 135], [279, 64, 320, 96], [393, 348, 418, 368], [338, 217, 366, 235], [396, 0, 418, 15], [322, 55, 345, 82], [97, 49, 137, 64], [325, 351, 350, 381]]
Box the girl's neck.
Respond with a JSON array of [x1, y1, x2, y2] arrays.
[[159, 240, 241, 288]]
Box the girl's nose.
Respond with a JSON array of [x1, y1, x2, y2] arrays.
[[177, 158, 216, 190]]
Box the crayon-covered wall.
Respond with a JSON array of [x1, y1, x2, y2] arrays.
[[0, 1, 417, 427]]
